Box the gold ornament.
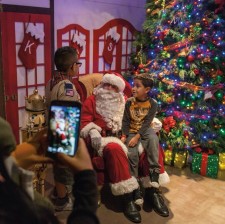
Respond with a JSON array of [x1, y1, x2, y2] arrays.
[[25, 89, 46, 112]]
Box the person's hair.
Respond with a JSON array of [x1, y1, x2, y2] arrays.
[[54, 46, 78, 73], [133, 73, 154, 88]]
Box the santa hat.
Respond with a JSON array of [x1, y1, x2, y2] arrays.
[[102, 73, 125, 92]]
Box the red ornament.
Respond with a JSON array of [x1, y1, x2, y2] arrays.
[[159, 31, 165, 40], [183, 130, 189, 138], [187, 55, 195, 62], [194, 68, 200, 75]]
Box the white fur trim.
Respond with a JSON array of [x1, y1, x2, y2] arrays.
[[140, 171, 170, 188], [151, 117, 162, 133], [138, 142, 144, 155], [159, 171, 170, 186], [80, 122, 102, 138], [102, 73, 125, 92], [140, 176, 158, 188], [110, 176, 139, 196], [98, 136, 128, 157]]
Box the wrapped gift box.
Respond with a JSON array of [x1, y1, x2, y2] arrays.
[[174, 151, 188, 169], [192, 152, 218, 178], [217, 152, 225, 180], [164, 150, 173, 166], [164, 150, 188, 168]]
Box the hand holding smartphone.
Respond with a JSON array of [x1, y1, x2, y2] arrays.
[[47, 100, 81, 157]]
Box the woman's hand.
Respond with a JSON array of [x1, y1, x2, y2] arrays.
[[11, 129, 53, 169], [56, 138, 93, 174]]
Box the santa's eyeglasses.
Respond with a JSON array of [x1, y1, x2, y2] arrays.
[[73, 62, 82, 67], [102, 83, 119, 90]]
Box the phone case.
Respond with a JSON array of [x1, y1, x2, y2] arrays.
[[47, 100, 81, 157]]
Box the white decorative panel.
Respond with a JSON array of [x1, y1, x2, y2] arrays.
[[127, 41, 132, 54], [18, 108, 27, 128], [37, 86, 45, 97], [15, 22, 25, 43], [27, 69, 35, 85], [17, 67, 26, 86], [98, 58, 104, 71], [28, 87, 35, 96], [36, 45, 45, 64], [37, 66, 45, 84], [128, 30, 133, 39], [17, 88, 26, 107], [16, 45, 23, 66], [121, 56, 126, 69], [79, 60, 85, 74], [122, 27, 127, 39], [110, 59, 115, 70], [62, 32, 69, 40], [62, 42, 69, 47], [99, 42, 104, 55], [122, 41, 127, 54]]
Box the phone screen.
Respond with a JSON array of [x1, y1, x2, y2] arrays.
[[47, 101, 81, 156]]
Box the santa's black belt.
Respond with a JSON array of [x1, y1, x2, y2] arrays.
[[103, 130, 122, 138]]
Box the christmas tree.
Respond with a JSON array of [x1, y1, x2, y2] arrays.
[[128, 0, 225, 161]]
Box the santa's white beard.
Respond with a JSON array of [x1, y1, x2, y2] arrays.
[[94, 87, 125, 133]]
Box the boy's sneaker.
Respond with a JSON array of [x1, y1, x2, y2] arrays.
[[54, 196, 73, 212], [149, 169, 160, 188], [133, 188, 144, 205]]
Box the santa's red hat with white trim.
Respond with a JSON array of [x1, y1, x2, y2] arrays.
[[102, 73, 126, 92]]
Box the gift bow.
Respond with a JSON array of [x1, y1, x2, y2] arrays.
[[162, 116, 176, 133]]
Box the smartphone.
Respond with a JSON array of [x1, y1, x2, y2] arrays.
[[47, 100, 81, 157]]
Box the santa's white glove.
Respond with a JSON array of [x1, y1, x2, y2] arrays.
[[89, 129, 102, 150]]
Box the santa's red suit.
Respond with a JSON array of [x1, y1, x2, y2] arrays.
[[80, 73, 169, 196]]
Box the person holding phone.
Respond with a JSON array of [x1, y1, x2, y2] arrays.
[[45, 46, 81, 211], [0, 116, 99, 224]]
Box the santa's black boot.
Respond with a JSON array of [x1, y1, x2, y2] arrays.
[[123, 192, 141, 223], [145, 187, 169, 217]]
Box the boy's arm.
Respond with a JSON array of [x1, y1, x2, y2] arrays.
[[122, 100, 131, 136], [56, 81, 81, 102], [138, 99, 158, 137]]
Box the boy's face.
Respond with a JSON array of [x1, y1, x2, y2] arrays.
[[132, 79, 150, 100], [68, 56, 81, 77]]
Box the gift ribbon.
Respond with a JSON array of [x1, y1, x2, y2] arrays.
[[200, 153, 208, 176]]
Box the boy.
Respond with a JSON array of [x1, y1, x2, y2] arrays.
[[45, 46, 81, 211], [121, 73, 169, 217]]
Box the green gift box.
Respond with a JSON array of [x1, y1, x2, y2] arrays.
[[191, 152, 218, 178]]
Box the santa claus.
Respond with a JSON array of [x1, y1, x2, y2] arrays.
[[80, 73, 169, 223]]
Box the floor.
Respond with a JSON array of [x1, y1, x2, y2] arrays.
[[44, 165, 225, 224]]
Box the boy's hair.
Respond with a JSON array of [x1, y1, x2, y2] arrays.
[[54, 46, 78, 73], [133, 73, 154, 88]]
